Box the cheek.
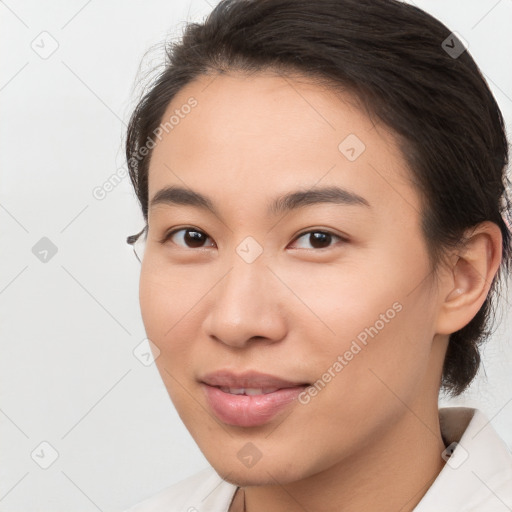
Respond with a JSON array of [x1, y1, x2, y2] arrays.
[[283, 256, 437, 402], [138, 267, 200, 381], [138, 261, 209, 340], [290, 292, 436, 461], [139, 269, 202, 421]]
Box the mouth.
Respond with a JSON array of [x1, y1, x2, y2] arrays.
[[199, 369, 311, 427]]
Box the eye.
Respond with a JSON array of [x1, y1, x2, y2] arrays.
[[160, 227, 215, 249], [289, 230, 345, 250]]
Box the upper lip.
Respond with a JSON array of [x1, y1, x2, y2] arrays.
[[200, 370, 310, 389]]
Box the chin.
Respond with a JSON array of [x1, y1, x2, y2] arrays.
[[218, 468, 289, 487], [209, 457, 309, 487]]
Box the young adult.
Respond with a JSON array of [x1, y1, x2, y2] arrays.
[[124, 0, 512, 510]]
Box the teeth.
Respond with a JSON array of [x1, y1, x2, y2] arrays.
[[219, 387, 280, 395]]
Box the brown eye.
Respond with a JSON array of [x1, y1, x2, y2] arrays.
[[163, 228, 215, 249], [291, 230, 344, 250]]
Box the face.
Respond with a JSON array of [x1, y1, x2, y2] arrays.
[[139, 71, 446, 485]]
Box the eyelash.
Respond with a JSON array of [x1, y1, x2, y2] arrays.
[[158, 226, 347, 250]]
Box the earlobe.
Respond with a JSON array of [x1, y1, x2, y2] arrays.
[[436, 222, 502, 335]]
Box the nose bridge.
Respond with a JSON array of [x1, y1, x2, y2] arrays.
[[225, 254, 270, 306], [204, 252, 287, 347]]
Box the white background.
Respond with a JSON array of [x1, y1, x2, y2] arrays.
[[1, 1, 511, 510]]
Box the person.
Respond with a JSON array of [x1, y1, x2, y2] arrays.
[[123, 0, 512, 510]]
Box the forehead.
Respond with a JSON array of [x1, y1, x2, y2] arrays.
[[147, 71, 419, 218]]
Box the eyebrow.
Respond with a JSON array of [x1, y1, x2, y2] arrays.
[[149, 185, 370, 217]]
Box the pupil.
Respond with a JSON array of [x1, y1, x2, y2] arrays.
[[310, 232, 330, 248], [185, 230, 206, 248]]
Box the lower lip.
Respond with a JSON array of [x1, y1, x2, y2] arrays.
[[201, 383, 307, 427]]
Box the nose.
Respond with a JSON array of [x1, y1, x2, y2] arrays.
[[203, 258, 288, 349]]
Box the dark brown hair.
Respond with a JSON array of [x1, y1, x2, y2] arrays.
[[126, 0, 511, 396]]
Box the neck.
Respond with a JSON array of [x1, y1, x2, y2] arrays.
[[240, 404, 446, 512]]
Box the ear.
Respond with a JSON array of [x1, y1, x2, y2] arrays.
[[435, 221, 503, 335]]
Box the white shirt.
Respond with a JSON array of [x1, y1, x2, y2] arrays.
[[124, 407, 512, 512]]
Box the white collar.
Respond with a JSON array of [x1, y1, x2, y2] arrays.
[[413, 407, 512, 511]]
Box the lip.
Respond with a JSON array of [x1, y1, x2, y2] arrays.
[[200, 369, 309, 389], [201, 383, 307, 427], [199, 370, 310, 427]]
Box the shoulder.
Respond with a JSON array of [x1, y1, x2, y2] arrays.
[[123, 466, 238, 512]]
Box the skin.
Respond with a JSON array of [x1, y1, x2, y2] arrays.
[[138, 71, 502, 511]]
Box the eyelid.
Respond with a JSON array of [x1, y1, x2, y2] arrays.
[[288, 229, 348, 249]]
